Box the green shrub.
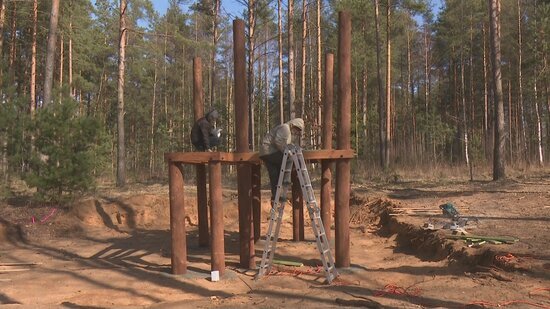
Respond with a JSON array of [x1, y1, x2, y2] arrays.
[[24, 101, 110, 201]]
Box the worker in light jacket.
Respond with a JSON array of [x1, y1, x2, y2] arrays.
[[259, 118, 304, 202]]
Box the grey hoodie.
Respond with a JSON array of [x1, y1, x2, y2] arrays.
[[260, 118, 304, 156]]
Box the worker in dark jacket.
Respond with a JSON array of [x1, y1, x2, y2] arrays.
[[259, 118, 304, 202], [191, 110, 221, 151]]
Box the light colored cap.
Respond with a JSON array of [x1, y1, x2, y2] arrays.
[[287, 118, 304, 131]]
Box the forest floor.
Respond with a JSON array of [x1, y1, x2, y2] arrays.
[[1, 171, 549, 309]]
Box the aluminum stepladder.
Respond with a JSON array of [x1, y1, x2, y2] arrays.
[[257, 145, 338, 284]]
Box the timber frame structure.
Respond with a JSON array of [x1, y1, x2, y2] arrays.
[[164, 12, 353, 277]]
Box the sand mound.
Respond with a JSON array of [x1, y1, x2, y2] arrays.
[[69, 194, 171, 230]]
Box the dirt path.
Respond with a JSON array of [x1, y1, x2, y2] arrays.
[[1, 179, 549, 308]]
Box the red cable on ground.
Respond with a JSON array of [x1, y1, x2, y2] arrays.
[[530, 288, 550, 300], [494, 253, 518, 267], [40, 208, 58, 223], [373, 284, 422, 298]]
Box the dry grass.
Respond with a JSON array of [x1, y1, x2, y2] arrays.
[[351, 159, 550, 185]]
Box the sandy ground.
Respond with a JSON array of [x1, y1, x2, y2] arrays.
[[1, 175, 549, 309]]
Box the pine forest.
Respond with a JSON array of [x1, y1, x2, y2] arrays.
[[0, 0, 549, 198]]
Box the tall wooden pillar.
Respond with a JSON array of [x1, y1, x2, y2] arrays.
[[321, 53, 334, 241], [209, 161, 225, 275], [194, 57, 209, 247], [335, 11, 351, 268], [233, 19, 255, 269], [168, 161, 187, 274]]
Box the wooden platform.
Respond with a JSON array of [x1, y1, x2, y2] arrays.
[[164, 149, 355, 164]]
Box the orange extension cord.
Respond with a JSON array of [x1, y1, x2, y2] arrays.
[[374, 284, 422, 298]]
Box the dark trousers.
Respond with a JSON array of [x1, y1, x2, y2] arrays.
[[260, 151, 284, 200]]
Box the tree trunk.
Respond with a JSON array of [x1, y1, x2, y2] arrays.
[[30, 0, 37, 116], [0, 0, 5, 97], [406, 26, 414, 159], [424, 24, 430, 114], [0, 0, 6, 182], [362, 68, 368, 156], [278, 0, 284, 124], [545, 51, 550, 162], [181, 43, 186, 148], [264, 29, 270, 137], [116, 0, 127, 187], [469, 13, 475, 157], [8, 1, 16, 84], [69, 0, 74, 99], [423, 23, 430, 163], [257, 46, 263, 147], [300, 0, 307, 119], [163, 26, 169, 138], [150, 61, 158, 177], [406, 29, 411, 108], [211, 0, 220, 108], [59, 34, 64, 103], [288, 0, 296, 120], [374, 0, 386, 168], [43, 0, 61, 107], [534, 71, 543, 166], [385, 0, 391, 168], [227, 70, 233, 153], [354, 73, 359, 151], [533, 0, 543, 166], [316, 0, 322, 148], [461, 55, 470, 173], [488, 0, 506, 180], [508, 79, 513, 162], [248, 0, 256, 150], [482, 24, 489, 157], [517, 0, 528, 163]]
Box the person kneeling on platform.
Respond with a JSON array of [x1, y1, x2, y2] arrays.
[[259, 118, 304, 204], [191, 109, 222, 152]]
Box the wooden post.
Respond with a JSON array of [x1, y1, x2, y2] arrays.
[[194, 57, 209, 247], [251, 164, 261, 243], [209, 161, 225, 275], [321, 53, 334, 241], [168, 161, 187, 274], [234, 19, 255, 269], [335, 11, 351, 268]]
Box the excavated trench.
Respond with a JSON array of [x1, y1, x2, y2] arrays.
[[349, 193, 517, 272]]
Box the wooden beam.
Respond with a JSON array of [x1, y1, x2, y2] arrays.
[[164, 149, 355, 164], [302, 150, 354, 161]]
